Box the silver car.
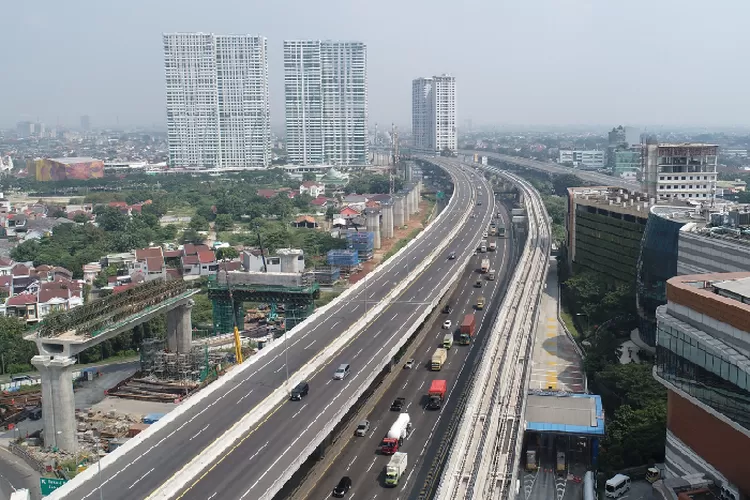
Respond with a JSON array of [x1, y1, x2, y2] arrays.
[[333, 363, 350, 380], [355, 420, 370, 436]]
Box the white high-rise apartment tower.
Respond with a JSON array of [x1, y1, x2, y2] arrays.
[[163, 33, 271, 169], [284, 40, 368, 166], [412, 74, 457, 153]]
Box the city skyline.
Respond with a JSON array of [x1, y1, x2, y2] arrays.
[[3, 0, 749, 130]]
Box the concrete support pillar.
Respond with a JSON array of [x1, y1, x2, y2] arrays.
[[394, 195, 405, 228], [365, 208, 381, 250], [167, 300, 194, 353], [32, 355, 76, 452], [405, 186, 414, 218], [381, 200, 394, 239]]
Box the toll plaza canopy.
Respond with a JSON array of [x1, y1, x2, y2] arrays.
[[525, 391, 605, 436]]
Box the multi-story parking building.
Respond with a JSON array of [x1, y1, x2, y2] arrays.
[[284, 40, 368, 166], [655, 273, 749, 499], [163, 33, 271, 169]]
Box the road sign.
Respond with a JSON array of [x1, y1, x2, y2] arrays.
[[40, 477, 66, 496], [437, 191, 445, 200]]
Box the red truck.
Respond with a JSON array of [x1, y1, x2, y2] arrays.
[[427, 380, 447, 410], [459, 314, 476, 344]]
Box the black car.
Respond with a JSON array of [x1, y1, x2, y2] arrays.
[[448, 251, 456, 260], [332, 476, 352, 497], [442, 303, 452, 314], [290, 381, 309, 401], [390, 397, 406, 411]]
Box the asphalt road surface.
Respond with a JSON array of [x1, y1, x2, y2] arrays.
[[303, 207, 515, 500], [58, 160, 492, 500]]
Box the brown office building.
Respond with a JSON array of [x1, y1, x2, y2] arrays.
[[655, 273, 750, 499]]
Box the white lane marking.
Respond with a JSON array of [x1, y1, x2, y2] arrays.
[[274, 364, 286, 374], [402, 467, 415, 491], [366, 457, 377, 472], [346, 456, 357, 471], [247, 441, 269, 462], [236, 389, 254, 405], [207, 493, 217, 500], [391, 313, 398, 321], [127, 467, 154, 489], [304, 339, 316, 350], [373, 329, 384, 338], [418, 381, 425, 391], [353, 348, 363, 359], [402, 381, 408, 390], [326, 379, 332, 386], [189, 424, 210, 441], [292, 404, 307, 419], [332, 320, 340, 328], [370, 291, 377, 298]]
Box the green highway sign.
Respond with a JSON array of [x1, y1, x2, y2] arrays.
[[40, 477, 67, 496], [437, 191, 445, 200]]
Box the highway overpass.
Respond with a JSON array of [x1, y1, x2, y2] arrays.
[[459, 149, 641, 191], [50, 160, 494, 500]]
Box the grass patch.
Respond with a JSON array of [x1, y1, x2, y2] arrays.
[[560, 310, 581, 340], [383, 228, 422, 261], [315, 290, 342, 308]]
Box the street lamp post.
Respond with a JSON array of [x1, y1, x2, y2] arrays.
[[576, 312, 589, 335]]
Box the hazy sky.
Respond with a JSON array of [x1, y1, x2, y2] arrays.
[[3, 0, 749, 130]]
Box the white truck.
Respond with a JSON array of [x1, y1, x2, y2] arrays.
[[385, 452, 408, 486], [380, 413, 412, 454], [489, 240, 497, 251], [10, 490, 31, 500], [480, 258, 490, 273]]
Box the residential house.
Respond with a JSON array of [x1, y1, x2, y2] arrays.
[[300, 181, 325, 198], [181, 243, 218, 277], [2, 277, 84, 324], [310, 196, 331, 210], [83, 262, 102, 285], [342, 194, 367, 211], [292, 216, 319, 229], [130, 247, 166, 281]]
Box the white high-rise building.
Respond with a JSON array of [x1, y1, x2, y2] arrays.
[[284, 40, 368, 166], [412, 74, 457, 153], [163, 33, 271, 169]]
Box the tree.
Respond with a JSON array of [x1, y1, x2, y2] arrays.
[[302, 172, 317, 182], [73, 213, 89, 224], [95, 206, 129, 232], [181, 228, 204, 244], [189, 214, 209, 232], [325, 205, 336, 223], [214, 214, 234, 233], [0, 316, 36, 374], [216, 247, 239, 261]]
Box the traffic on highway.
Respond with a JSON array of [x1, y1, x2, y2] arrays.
[[50, 160, 494, 500], [303, 201, 514, 500]]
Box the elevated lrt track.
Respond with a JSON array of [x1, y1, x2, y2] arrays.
[[433, 165, 551, 500]]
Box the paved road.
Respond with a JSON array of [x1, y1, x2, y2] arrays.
[[55, 160, 491, 500], [0, 446, 40, 500], [528, 260, 585, 393], [303, 206, 514, 500], [459, 150, 641, 191]]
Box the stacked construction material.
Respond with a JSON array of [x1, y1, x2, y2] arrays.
[[327, 249, 358, 267], [346, 232, 375, 261]]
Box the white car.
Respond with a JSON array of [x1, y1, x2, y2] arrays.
[[482, 232, 488, 238], [442, 320, 452, 329]]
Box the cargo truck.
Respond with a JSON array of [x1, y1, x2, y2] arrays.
[[442, 333, 453, 350], [480, 258, 490, 273], [427, 380, 447, 409], [380, 413, 411, 454], [489, 240, 497, 251], [459, 314, 476, 344], [526, 447, 538, 471], [431, 348, 448, 370], [385, 452, 408, 486], [556, 451, 566, 472]]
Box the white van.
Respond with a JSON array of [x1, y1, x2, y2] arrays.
[[605, 474, 630, 498]]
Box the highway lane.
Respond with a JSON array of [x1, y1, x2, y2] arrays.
[[459, 150, 641, 191], [57, 163, 483, 500], [303, 206, 513, 500], [171, 161, 496, 500]]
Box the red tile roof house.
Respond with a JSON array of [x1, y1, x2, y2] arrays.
[[129, 247, 166, 281], [181, 244, 217, 277], [2, 278, 84, 324]]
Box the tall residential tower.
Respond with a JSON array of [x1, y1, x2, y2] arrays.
[[412, 75, 457, 154], [284, 40, 368, 166], [163, 33, 271, 169]]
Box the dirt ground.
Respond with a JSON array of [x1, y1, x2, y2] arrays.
[[349, 199, 433, 284]]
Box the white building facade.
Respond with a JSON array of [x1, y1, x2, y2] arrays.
[[163, 33, 271, 169], [643, 143, 718, 203], [412, 75, 457, 153], [284, 40, 368, 166], [558, 150, 605, 170]]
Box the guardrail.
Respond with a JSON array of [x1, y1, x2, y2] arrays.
[[433, 164, 551, 500]]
